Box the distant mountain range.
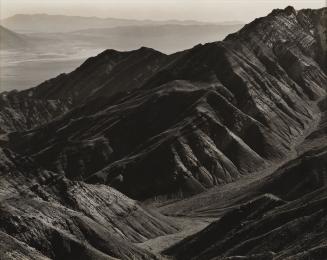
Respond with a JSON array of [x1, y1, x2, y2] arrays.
[[54, 23, 244, 53], [1, 13, 242, 33], [0, 22, 243, 53]]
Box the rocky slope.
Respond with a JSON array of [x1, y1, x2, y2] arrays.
[[6, 7, 327, 200], [0, 147, 178, 259], [0, 91, 72, 134], [163, 142, 327, 259], [164, 187, 327, 259], [161, 75, 327, 259], [159, 91, 327, 219]]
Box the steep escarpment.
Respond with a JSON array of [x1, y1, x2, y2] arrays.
[[0, 148, 178, 259], [6, 7, 326, 200]]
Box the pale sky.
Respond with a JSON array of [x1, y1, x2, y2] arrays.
[[0, 0, 325, 22]]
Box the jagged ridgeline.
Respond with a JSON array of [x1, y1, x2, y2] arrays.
[[0, 6, 326, 260]]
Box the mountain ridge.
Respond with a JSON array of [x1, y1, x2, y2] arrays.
[[3, 6, 326, 200]]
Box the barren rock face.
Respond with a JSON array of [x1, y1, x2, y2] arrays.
[[0, 91, 71, 134], [0, 148, 178, 259]]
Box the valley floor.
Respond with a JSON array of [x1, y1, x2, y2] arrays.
[[136, 216, 213, 255]]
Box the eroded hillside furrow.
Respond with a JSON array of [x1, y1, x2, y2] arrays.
[[0, 91, 72, 134], [160, 69, 327, 258], [0, 147, 178, 259]]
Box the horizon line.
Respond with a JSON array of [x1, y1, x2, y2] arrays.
[[1, 12, 247, 24]]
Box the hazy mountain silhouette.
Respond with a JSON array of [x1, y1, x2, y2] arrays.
[[1, 13, 228, 33], [69, 23, 243, 53]]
